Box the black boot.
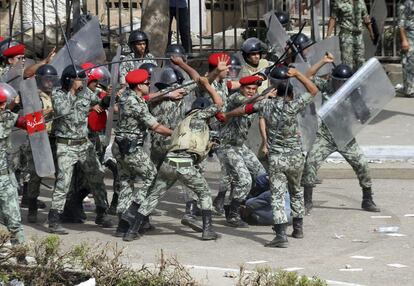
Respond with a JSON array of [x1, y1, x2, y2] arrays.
[[226, 200, 248, 228], [181, 201, 203, 232], [139, 215, 155, 234], [115, 214, 129, 237], [304, 186, 313, 215], [20, 183, 29, 208], [108, 192, 119, 215], [201, 210, 219, 240], [213, 191, 226, 216], [123, 212, 144, 242], [291, 218, 304, 239], [95, 207, 114, 228], [121, 202, 140, 225], [265, 223, 288, 248], [48, 209, 68, 235], [27, 198, 38, 223], [361, 188, 380, 212]]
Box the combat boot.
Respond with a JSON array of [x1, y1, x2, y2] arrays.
[[265, 223, 288, 248], [361, 188, 380, 212], [304, 186, 313, 215], [181, 200, 203, 232], [115, 214, 129, 237], [139, 215, 155, 234], [201, 210, 219, 240], [123, 212, 144, 242], [95, 207, 114, 228], [291, 218, 304, 239], [108, 192, 119, 215], [226, 199, 248, 228], [27, 198, 38, 223], [213, 191, 226, 215], [48, 209, 68, 235], [121, 202, 140, 225]]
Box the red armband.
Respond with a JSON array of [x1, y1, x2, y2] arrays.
[[15, 116, 27, 129], [143, 95, 150, 101], [215, 112, 225, 122], [226, 81, 233, 90], [245, 103, 254, 114]]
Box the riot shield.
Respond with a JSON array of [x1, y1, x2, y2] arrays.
[[20, 78, 55, 177], [104, 45, 122, 146], [149, 66, 163, 93], [264, 11, 289, 58], [50, 17, 106, 76], [364, 0, 387, 59], [245, 114, 263, 156], [318, 58, 395, 148], [306, 36, 341, 76]]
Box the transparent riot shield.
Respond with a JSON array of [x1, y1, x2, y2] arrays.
[[20, 78, 55, 177], [50, 17, 106, 76], [318, 57, 395, 148], [149, 67, 164, 93], [104, 45, 122, 146], [306, 36, 341, 76], [364, 0, 387, 59], [264, 11, 289, 59], [246, 115, 262, 156]]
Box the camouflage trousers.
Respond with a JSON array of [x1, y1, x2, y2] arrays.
[[301, 126, 372, 189], [339, 31, 365, 70], [222, 144, 266, 201], [51, 141, 108, 212], [216, 147, 232, 194], [402, 32, 414, 97], [269, 151, 305, 224], [0, 172, 24, 245], [138, 156, 213, 216], [150, 141, 199, 203], [113, 142, 157, 214]]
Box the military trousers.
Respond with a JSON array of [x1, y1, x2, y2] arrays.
[[269, 151, 305, 224], [339, 31, 365, 70], [301, 127, 372, 189], [138, 157, 213, 216], [51, 141, 108, 212], [402, 32, 414, 96], [0, 172, 24, 245], [222, 144, 265, 201]]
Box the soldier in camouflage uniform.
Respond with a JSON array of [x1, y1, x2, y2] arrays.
[[48, 65, 112, 234], [0, 85, 27, 247], [113, 69, 173, 237], [119, 30, 157, 86], [398, 0, 414, 97], [220, 75, 266, 228], [120, 76, 222, 242], [327, 0, 375, 70], [301, 55, 380, 215], [224, 66, 319, 248]]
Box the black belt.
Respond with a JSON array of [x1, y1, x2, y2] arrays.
[[56, 137, 88, 146], [166, 158, 193, 168]]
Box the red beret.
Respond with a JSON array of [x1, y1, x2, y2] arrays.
[[208, 52, 230, 67], [239, 75, 263, 86], [0, 37, 4, 42], [3, 44, 25, 58], [0, 94, 7, 103], [125, 69, 149, 85]]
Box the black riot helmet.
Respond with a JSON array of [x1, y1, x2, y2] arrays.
[[154, 67, 184, 90], [268, 65, 292, 96], [35, 64, 59, 92], [228, 54, 242, 79], [128, 30, 149, 53], [288, 33, 312, 61], [275, 11, 289, 28], [191, 97, 212, 111], [165, 44, 186, 59], [61, 64, 87, 91], [241, 37, 266, 55], [139, 63, 157, 79], [331, 63, 353, 91]]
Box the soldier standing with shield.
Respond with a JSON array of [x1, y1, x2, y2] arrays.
[[398, 0, 414, 98]]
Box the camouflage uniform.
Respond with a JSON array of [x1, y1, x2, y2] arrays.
[[119, 52, 157, 85], [50, 88, 108, 212], [112, 88, 158, 214], [221, 92, 266, 201], [301, 77, 372, 189], [253, 93, 314, 224], [0, 110, 24, 244], [398, 0, 414, 97], [332, 0, 369, 70], [137, 104, 220, 216]]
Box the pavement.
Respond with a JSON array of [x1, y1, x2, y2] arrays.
[[12, 96, 414, 285]]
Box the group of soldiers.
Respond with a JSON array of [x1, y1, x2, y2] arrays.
[[0, 0, 410, 261]]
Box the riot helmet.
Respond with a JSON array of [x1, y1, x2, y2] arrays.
[[268, 66, 292, 96], [275, 11, 289, 28], [228, 54, 242, 80], [35, 64, 60, 93], [155, 67, 184, 90], [288, 33, 312, 61], [165, 44, 187, 60], [331, 64, 353, 91], [0, 82, 18, 103], [128, 30, 149, 54], [139, 63, 157, 79], [61, 64, 87, 91], [81, 62, 111, 88], [191, 97, 212, 111]]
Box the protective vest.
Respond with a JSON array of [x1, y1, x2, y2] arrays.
[[168, 110, 210, 162]]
